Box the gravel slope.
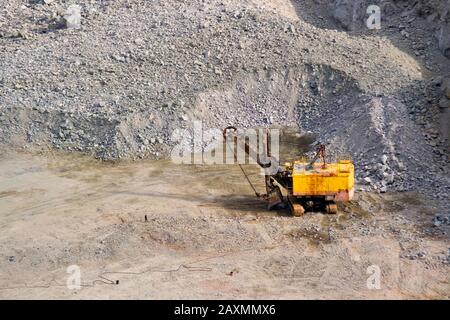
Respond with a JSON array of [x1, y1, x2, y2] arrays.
[[0, 2, 448, 206], [0, 0, 427, 158]]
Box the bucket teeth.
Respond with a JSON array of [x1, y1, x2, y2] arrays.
[[288, 196, 305, 216], [267, 186, 283, 210], [291, 203, 305, 217], [326, 203, 338, 214]]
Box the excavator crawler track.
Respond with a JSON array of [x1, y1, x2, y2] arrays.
[[288, 196, 305, 217]]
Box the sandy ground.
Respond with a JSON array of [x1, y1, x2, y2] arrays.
[[0, 148, 448, 300]]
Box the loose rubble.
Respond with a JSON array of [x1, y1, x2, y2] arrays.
[[63, 4, 82, 30], [0, 0, 449, 207]]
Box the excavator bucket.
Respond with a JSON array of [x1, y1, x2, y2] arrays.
[[267, 185, 283, 210]]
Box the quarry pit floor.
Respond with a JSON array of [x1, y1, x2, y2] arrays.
[[0, 150, 448, 299]]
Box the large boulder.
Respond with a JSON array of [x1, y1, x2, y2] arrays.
[[63, 5, 82, 30]]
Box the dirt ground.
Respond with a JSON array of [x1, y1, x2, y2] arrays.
[[0, 0, 449, 300], [0, 149, 448, 299]]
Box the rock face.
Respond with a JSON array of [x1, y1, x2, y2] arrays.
[[328, 0, 450, 58], [413, 0, 450, 58], [63, 5, 82, 30]]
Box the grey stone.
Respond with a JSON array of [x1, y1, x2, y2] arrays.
[[439, 97, 449, 109], [333, 2, 353, 30], [437, 23, 450, 59], [384, 173, 394, 184], [63, 5, 82, 30]]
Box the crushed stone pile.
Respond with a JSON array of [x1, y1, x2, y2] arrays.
[[298, 95, 449, 205]]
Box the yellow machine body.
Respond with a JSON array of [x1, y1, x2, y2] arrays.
[[291, 160, 355, 201]]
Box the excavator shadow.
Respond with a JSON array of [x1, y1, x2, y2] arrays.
[[198, 195, 293, 217], [111, 190, 291, 217]]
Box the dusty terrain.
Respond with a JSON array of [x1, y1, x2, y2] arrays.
[[0, 146, 449, 299], [0, 0, 449, 299]]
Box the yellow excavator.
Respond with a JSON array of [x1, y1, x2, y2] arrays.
[[223, 126, 354, 216]]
